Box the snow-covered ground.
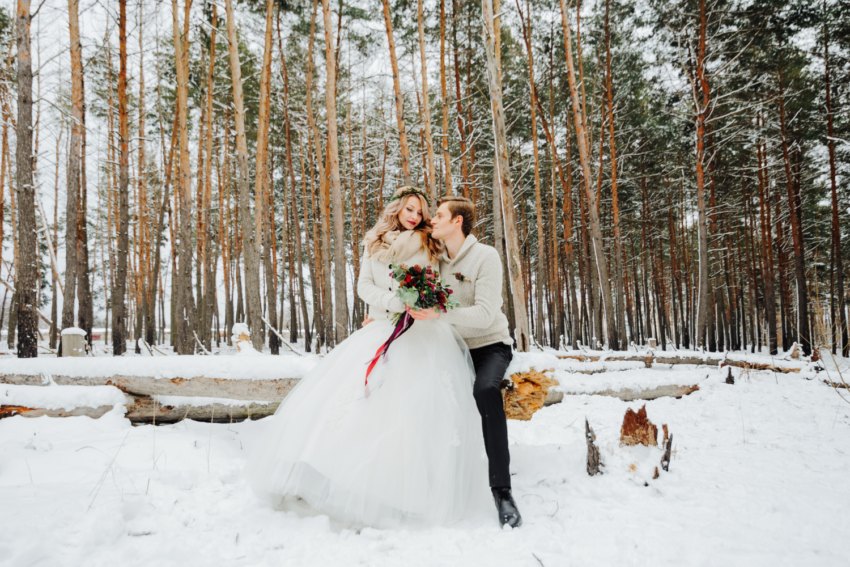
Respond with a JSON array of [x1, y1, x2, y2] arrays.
[[1, 348, 849, 566]]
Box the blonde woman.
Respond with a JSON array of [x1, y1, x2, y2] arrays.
[[246, 187, 489, 528]]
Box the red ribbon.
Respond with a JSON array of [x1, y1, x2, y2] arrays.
[[364, 311, 414, 397]]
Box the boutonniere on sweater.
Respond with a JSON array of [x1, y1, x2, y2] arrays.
[[454, 272, 467, 282]]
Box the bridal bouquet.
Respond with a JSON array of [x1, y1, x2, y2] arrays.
[[389, 263, 460, 321], [364, 263, 459, 397]]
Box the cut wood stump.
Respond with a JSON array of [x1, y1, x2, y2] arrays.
[[620, 405, 658, 447], [586, 419, 603, 476], [60, 328, 87, 357], [503, 368, 558, 420]]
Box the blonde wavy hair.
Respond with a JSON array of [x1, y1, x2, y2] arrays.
[[363, 187, 442, 262]]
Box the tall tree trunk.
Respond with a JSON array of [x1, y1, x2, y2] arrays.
[[321, 0, 349, 344], [692, 0, 711, 350], [605, 0, 626, 350], [824, 13, 848, 356], [558, 0, 618, 349], [515, 0, 544, 343], [439, 0, 453, 196], [305, 0, 333, 349], [225, 0, 263, 351], [482, 0, 530, 351], [255, 0, 278, 353], [278, 14, 311, 351], [380, 0, 413, 186], [776, 57, 811, 355], [451, 0, 469, 196], [77, 73, 92, 345], [201, 8, 218, 350], [135, 6, 148, 353], [756, 131, 778, 355], [112, 0, 131, 356], [148, 119, 177, 346], [15, 0, 37, 358], [63, 0, 84, 343], [418, 0, 437, 203], [171, 0, 197, 353], [50, 127, 63, 349]]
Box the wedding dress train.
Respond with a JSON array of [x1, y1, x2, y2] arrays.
[[245, 318, 490, 528]]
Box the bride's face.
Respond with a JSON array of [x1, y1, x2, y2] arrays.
[[397, 196, 424, 230]]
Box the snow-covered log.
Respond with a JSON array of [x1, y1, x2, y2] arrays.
[[2, 374, 299, 402], [0, 405, 118, 419], [125, 396, 279, 423], [557, 352, 804, 373], [546, 383, 700, 404]]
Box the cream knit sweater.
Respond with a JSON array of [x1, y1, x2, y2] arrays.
[[438, 235, 513, 350], [357, 245, 435, 321]]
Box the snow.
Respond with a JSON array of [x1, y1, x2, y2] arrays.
[[0, 353, 322, 381], [0, 384, 129, 411], [1, 351, 848, 565], [60, 327, 88, 336]]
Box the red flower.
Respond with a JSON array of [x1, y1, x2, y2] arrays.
[[405, 275, 412, 284]]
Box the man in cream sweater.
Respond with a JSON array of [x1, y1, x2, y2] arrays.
[[409, 196, 522, 529]]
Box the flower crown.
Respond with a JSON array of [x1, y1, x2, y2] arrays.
[[387, 186, 431, 207]]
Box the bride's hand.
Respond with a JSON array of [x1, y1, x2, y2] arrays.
[[407, 307, 441, 321], [361, 316, 374, 327]]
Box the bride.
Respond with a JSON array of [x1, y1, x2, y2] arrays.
[[245, 186, 489, 528]]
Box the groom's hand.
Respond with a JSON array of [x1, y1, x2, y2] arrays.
[[361, 316, 374, 327], [408, 307, 441, 321]]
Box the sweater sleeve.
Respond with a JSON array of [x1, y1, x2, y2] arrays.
[[440, 248, 501, 329], [357, 253, 406, 314]]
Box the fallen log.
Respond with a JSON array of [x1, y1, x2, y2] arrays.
[[125, 396, 279, 423], [1, 396, 279, 423], [545, 383, 699, 405], [1, 374, 299, 402], [556, 352, 804, 373], [0, 404, 118, 419]]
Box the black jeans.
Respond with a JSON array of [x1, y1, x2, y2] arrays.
[[469, 341, 513, 488]]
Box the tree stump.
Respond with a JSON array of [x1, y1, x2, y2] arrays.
[[502, 367, 558, 420], [661, 425, 673, 472], [231, 323, 258, 354], [586, 418, 603, 476], [60, 327, 87, 357], [647, 338, 657, 349], [620, 405, 658, 447]]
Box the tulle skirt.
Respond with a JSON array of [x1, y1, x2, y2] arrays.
[[244, 318, 491, 528]]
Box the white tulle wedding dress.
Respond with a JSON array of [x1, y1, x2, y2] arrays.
[[245, 279, 490, 528]]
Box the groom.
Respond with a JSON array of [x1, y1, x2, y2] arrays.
[[408, 196, 522, 529]]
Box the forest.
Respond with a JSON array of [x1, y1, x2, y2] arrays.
[[2, 0, 849, 359]]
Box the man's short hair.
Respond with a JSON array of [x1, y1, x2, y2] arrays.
[[437, 196, 475, 236]]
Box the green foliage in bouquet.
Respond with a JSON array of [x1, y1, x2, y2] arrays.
[[389, 263, 460, 322]]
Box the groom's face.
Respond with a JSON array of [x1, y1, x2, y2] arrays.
[[431, 203, 460, 240]]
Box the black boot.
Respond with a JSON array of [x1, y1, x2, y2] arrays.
[[491, 487, 522, 528]]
